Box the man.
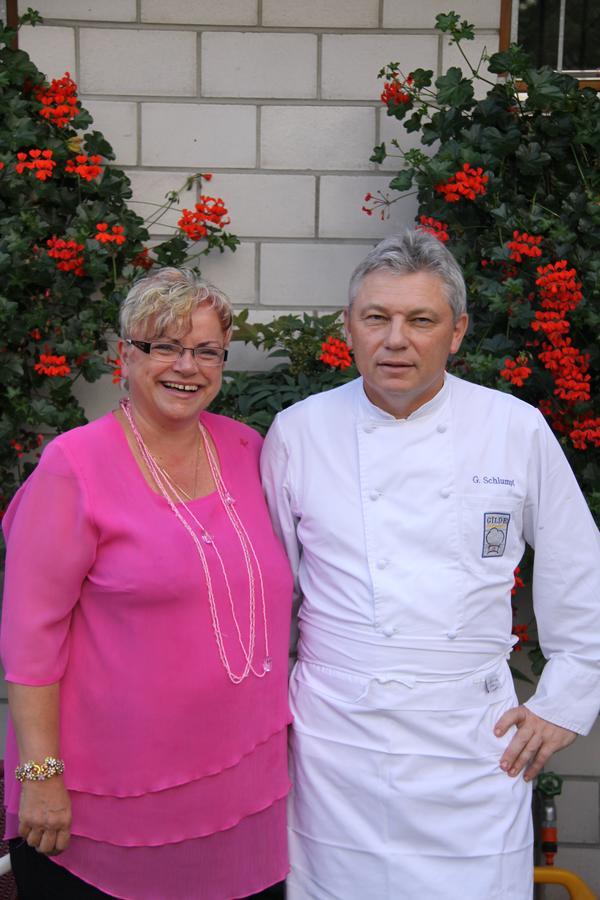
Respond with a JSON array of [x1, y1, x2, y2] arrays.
[[260, 230, 600, 900]]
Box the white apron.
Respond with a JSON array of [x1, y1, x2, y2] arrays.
[[287, 637, 532, 900]]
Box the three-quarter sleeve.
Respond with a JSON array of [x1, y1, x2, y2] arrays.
[[1, 439, 98, 685]]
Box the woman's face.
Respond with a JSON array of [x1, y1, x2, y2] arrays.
[[120, 302, 229, 430]]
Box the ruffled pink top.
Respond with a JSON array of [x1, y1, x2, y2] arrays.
[[1, 411, 293, 899]]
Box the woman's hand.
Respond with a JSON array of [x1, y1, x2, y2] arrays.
[[7, 683, 70, 854], [18, 777, 71, 855]]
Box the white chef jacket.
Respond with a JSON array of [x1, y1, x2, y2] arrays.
[[261, 374, 600, 733], [261, 374, 600, 899]]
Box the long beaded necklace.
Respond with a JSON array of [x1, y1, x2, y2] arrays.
[[121, 398, 271, 684]]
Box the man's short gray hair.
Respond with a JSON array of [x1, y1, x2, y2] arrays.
[[348, 229, 467, 320], [119, 267, 233, 340]]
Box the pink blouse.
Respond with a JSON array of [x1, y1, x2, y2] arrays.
[[1, 411, 293, 899]]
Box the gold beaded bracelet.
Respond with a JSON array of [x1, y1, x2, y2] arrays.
[[15, 756, 65, 783]]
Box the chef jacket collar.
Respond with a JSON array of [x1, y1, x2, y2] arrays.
[[356, 372, 451, 423]]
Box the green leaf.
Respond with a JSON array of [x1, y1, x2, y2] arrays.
[[404, 148, 429, 168], [410, 68, 434, 89], [525, 68, 568, 107], [435, 11, 461, 33], [527, 646, 547, 676], [154, 236, 189, 267], [435, 67, 474, 108], [481, 334, 514, 354], [0, 47, 40, 85], [515, 141, 552, 175], [435, 11, 475, 42], [20, 8, 44, 26], [487, 45, 531, 77], [389, 169, 414, 192], [71, 108, 94, 131], [480, 125, 521, 158], [83, 130, 116, 159], [404, 111, 425, 134], [10, 115, 39, 146], [370, 143, 387, 164], [0, 354, 24, 379]]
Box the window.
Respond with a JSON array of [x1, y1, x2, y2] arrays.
[[500, 0, 600, 87]]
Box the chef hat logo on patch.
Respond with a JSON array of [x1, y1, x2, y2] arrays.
[[482, 512, 510, 558]]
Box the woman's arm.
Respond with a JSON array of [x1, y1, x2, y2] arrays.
[[8, 683, 71, 855]]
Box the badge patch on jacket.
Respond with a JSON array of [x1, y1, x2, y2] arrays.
[[482, 512, 510, 557]]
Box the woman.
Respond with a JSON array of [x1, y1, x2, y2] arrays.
[[1, 268, 292, 899]]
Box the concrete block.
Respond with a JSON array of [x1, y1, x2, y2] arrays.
[[378, 108, 437, 171], [383, 0, 501, 29], [210, 174, 315, 238], [196, 241, 256, 306], [19, 25, 76, 82], [225, 341, 270, 373], [319, 174, 418, 238], [262, 0, 378, 28], [322, 34, 438, 101], [541, 847, 600, 899], [83, 100, 137, 166], [141, 0, 258, 25], [21, 0, 136, 20], [124, 168, 195, 235], [261, 242, 370, 307], [79, 29, 196, 96], [553, 715, 600, 777], [554, 781, 599, 844], [261, 106, 375, 171], [442, 34, 499, 101], [141, 103, 256, 168], [202, 33, 317, 99], [125, 171, 314, 241]]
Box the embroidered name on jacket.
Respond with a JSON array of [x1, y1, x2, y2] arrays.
[[482, 512, 510, 558]]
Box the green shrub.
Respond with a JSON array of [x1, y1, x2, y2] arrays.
[[0, 10, 238, 508], [365, 10, 599, 517]]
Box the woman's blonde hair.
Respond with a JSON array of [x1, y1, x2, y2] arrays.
[[119, 267, 233, 340]]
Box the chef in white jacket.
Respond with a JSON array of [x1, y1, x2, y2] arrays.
[[260, 230, 600, 900]]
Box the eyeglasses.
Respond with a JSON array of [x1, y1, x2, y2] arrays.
[[126, 339, 228, 366]]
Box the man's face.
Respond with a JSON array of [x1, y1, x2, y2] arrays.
[[344, 269, 468, 418]]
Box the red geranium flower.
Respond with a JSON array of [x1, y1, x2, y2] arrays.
[[507, 231, 542, 263], [417, 215, 449, 243], [46, 236, 85, 276], [34, 72, 80, 128], [320, 336, 352, 370], [500, 356, 531, 387], [94, 223, 126, 245], [178, 196, 230, 241], [435, 163, 488, 203], [65, 154, 103, 182], [15, 148, 56, 181], [381, 79, 411, 107], [34, 353, 72, 377], [131, 247, 154, 270]]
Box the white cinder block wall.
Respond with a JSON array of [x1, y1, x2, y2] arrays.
[[10, 2, 600, 893], [16, 0, 503, 326]]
